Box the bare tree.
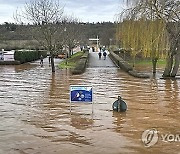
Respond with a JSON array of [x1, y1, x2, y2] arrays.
[[16, 0, 64, 72], [61, 16, 81, 58]]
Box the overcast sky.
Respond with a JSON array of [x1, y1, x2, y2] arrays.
[[0, 0, 126, 24]]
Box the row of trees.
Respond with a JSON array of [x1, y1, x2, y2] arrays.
[[2, 0, 178, 77], [116, 19, 168, 73], [0, 22, 116, 46], [1, 0, 116, 73], [16, 0, 80, 72], [117, 0, 179, 77]]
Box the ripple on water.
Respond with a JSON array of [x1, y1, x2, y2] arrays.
[[0, 64, 180, 154]]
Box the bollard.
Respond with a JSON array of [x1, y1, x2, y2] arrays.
[[112, 96, 127, 112], [117, 96, 121, 112]]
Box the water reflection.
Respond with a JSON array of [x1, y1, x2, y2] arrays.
[[71, 113, 94, 130], [14, 64, 37, 73], [164, 79, 179, 116], [112, 111, 127, 132]]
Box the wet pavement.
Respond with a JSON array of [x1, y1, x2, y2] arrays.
[[0, 55, 180, 154], [88, 51, 116, 68]]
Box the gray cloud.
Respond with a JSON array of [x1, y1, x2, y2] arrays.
[[0, 0, 125, 23], [0, 0, 25, 5], [63, 0, 124, 22]]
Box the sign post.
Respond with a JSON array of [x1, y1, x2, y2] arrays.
[[70, 85, 93, 113], [89, 36, 99, 51]]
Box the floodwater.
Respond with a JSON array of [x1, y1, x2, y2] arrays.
[[0, 60, 180, 154]]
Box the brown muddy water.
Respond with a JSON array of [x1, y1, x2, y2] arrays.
[[0, 63, 180, 154]]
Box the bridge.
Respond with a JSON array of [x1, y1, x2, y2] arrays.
[[88, 50, 116, 68]]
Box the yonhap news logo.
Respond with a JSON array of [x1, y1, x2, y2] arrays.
[[142, 129, 158, 147], [142, 129, 180, 147]]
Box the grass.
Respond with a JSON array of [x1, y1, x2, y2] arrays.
[[157, 59, 166, 65], [58, 51, 84, 69], [129, 59, 166, 66]]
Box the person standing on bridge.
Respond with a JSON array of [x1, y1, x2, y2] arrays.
[[103, 51, 107, 60], [98, 51, 102, 59]]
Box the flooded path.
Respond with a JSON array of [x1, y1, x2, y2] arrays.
[[0, 56, 180, 154], [88, 51, 115, 68]]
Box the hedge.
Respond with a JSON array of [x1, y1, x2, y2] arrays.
[[14, 50, 47, 64]]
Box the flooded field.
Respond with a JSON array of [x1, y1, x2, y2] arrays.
[[0, 62, 180, 154]]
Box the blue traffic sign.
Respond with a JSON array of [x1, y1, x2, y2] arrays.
[[70, 85, 93, 102]]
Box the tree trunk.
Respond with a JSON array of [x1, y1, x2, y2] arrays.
[[152, 58, 158, 74], [50, 51, 55, 72], [69, 49, 72, 58], [171, 52, 180, 77], [162, 52, 173, 77], [132, 55, 135, 68], [163, 23, 179, 78], [171, 30, 180, 77]]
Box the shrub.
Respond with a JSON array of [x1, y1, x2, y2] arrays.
[[14, 50, 47, 63]]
